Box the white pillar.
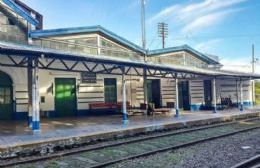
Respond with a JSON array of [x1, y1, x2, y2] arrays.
[[97, 35, 101, 55], [175, 78, 179, 117], [28, 58, 33, 127], [212, 77, 217, 113], [122, 69, 128, 125], [252, 80, 255, 106], [143, 68, 147, 111], [240, 80, 244, 111], [32, 59, 40, 132]]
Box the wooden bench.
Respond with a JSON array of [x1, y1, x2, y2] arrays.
[[152, 108, 171, 115], [127, 109, 146, 116], [89, 102, 131, 110]]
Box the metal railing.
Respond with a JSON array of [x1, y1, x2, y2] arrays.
[[32, 38, 143, 61]]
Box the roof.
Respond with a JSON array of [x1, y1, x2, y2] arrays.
[[29, 26, 220, 65], [29, 25, 145, 53], [2, 0, 39, 26], [148, 45, 220, 65], [0, 41, 259, 79]]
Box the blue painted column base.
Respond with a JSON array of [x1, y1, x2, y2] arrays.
[[122, 119, 129, 127], [213, 106, 217, 113], [240, 104, 244, 112], [122, 113, 128, 127], [28, 116, 33, 128], [32, 121, 40, 132], [174, 109, 179, 118]]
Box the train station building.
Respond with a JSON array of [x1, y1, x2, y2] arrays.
[[0, 0, 259, 132]]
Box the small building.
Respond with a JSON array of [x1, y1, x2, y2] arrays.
[[0, 0, 259, 131]]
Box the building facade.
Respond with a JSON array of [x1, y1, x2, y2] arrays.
[[0, 0, 257, 125]]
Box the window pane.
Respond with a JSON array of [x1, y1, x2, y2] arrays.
[[0, 96, 4, 104], [4, 96, 11, 104], [0, 88, 4, 96], [4, 88, 11, 96]]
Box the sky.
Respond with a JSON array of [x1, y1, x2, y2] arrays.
[[21, 0, 260, 72]]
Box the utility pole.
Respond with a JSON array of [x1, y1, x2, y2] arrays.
[[141, 0, 146, 52], [158, 22, 168, 49], [141, 0, 148, 110]]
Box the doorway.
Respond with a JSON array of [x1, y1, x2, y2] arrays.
[[178, 81, 190, 110], [0, 71, 13, 120], [204, 80, 213, 109], [55, 78, 77, 117], [147, 79, 161, 108], [104, 78, 117, 103]]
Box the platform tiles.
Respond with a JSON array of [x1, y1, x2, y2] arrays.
[[0, 110, 259, 159]]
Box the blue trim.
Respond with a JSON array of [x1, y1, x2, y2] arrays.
[[148, 45, 220, 65], [14, 112, 28, 120], [32, 121, 40, 130], [190, 104, 202, 111], [28, 116, 32, 126], [29, 26, 145, 53], [236, 101, 253, 107], [243, 101, 253, 107], [2, 0, 39, 26]]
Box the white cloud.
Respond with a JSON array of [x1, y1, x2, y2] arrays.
[[220, 57, 256, 73], [195, 39, 221, 52], [148, 5, 180, 24], [148, 0, 247, 35], [181, 9, 239, 34]]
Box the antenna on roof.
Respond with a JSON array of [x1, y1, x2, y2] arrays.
[[141, 0, 146, 51]]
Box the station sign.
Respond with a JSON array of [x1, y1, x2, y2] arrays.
[[81, 72, 97, 83]]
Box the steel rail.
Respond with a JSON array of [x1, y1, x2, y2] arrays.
[[0, 117, 259, 167], [231, 155, 260, 168]]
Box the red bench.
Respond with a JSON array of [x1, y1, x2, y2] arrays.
[[89, 102, 131, 110]]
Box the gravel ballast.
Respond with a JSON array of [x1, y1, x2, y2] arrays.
[[110, 129, 260, 168]]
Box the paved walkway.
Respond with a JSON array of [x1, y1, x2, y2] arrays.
[[0, 108, 259, 148]]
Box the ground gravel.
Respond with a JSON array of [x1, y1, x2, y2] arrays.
[[110, 128, 260, 168]]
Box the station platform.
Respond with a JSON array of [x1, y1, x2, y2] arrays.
[[0, 108, 260, 158]]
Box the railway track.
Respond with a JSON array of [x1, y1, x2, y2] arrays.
[[231, 155, 260, 168], [1, 118, 260, 168]]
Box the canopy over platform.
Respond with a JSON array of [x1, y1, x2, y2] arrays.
[[0, 41, 259, 79]]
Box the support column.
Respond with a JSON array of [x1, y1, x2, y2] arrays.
[[236, 79, 239, 108], [240, 79, 244, 112], [27, 57, 33, 127], [121, 67, 128, 126], [32, 58, 40, 132], [252, 80, 255, 106], [212, 77, 217, 113], [143, 67, 148, 111], [175, 78, 179, 117]]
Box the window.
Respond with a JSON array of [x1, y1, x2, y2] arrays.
[[7, 18, 15, 25], [0, 87, 11, 104], [104, 78, 117, 103]]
